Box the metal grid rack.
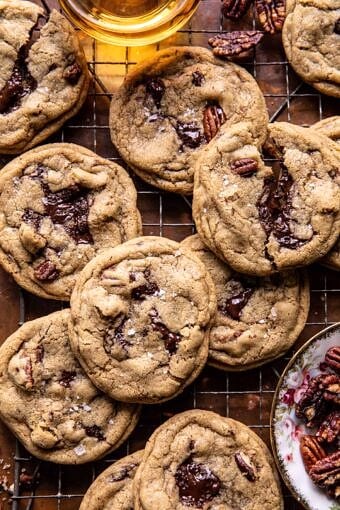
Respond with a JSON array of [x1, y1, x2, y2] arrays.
[[0, 0, 339, 509]]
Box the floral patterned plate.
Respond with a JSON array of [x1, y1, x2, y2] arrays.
[[270, 323, 340, 510]]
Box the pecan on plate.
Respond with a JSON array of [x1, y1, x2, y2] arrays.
[[203, 103, 226, 142], [255, 0, 285, 34], [209, 31, 264, 58], [222, 0, 253, 19], [295, 375, 331, 427], [310, 451, 340, 499], [316, 411, 340, 444], [230, 158, 258, 177], [300, 435, 326, 473], [320, 374, 340, 405], [325, 346, 340, 373]]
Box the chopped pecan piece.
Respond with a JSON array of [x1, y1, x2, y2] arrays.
[[295, 374, 336, 426], [255, 0, 285, 34], [321, 374, 340, 404], [230, 158, 258, 177], [310, 451, 340, 499], [222, 0, 253, 19], [235, 452, 256, 481], [203, 104, 226, 142], [209, 31, 264, 57], [300, 435, 326, 473], [63, 62, 82, 85], [325, 346, 340, 373], [34, 260, 59, 282], [316, 411, 340, 444]]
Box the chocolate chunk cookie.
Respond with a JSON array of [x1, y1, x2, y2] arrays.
[[0, 310, 140, 464], [110, 46, 268, 194], [313, 117, 340, 270], [0, 143, 142, 300], [79, 450, 143, 509], [181, 235, 310, 370], [0, 1, 90, 154], [69, 236, 216, 404], [283, 0, 340, 98], [193, 122, 340, 276], [134, 410, 283, 510]]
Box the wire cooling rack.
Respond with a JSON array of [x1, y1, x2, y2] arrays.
[[0, 0, 339, 509]]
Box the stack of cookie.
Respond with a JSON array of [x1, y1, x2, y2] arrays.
[[80, 410, 284, 510]]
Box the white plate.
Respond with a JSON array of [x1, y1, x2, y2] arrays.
[[270, 323, 340, 510]]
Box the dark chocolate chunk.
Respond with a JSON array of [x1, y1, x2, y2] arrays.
[[149, 308, 181, 354], [22, 208, 44, 230], [219, 277, 256, 320], [176, 122, 204, 149], [59, 370, 77, 387], [35, 345, 44, 363], [63, 62, 82, 85], [175, 457, 221, 508], [192, 71, 205, 86], [145, 77, 165, 108], [131, 281, 160, 300], [235, 452, 256, 481], [84, 425, 106, 441], [109, 463, 137, 482], [257, 165, 308, 249], [104, 314, 130, 355], [335, 19, 340, 34]]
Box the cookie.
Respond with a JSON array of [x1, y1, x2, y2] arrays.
[[181, 235, 310, 371], [282, 0, 340, 98], [312, 117, 340, 270], [0, 310, 140, 464], [0, 1, 90, 154], [110, 46, 268, 194], [134, 409, 283, 510], [0, 143, 142, 300], [193, 121, 340, 276], [79, 450, 143, 509], [69, 236, 216, 404]]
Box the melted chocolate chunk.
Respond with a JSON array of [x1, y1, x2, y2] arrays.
[[0, 18, 42, 114], [176, 122, 204, 149], [149, 309, 181, 354], [104, 314, 130, 355], [42, 184, 93, 245], [145, 77, 165, 108], [192, 71, 205, 86], [234, 452, 256, 482], [34, 260, 59, 281], [59, 370, 77, 387], [335, 19, 340, 34], [257, 165, 307, 250], [131, 281, 159, 300], [63, 62, 82, 85], [84, 425, 106, 441], [175, 457, 221, 508], [219, 277, 256, 320], [22, 208, 44, 229]]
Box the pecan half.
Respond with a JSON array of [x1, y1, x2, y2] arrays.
[[321, 374, 340, 404], [300, 435, 326, 473], [222, 0, 253, 19], [203, 104, 226, 142], [295, 374, 337, 426], [255, 0, 285, 34], [316, 411, 340, 444], [235, 452, 256, 481], [209, 31, 264, 58], [230, 158, 258, 177], [310, 451, 340, 499], [325, 346, 340, 373], [34, 260, 59, 282]]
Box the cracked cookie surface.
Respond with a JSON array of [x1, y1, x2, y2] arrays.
[[192, 122, 340, 275], [0, 0, 90, 154], [282, 0, 340, 98], [0, 310, 140, 464], [80, 450, 143, 510], [312, 116, 340, 270], [181, 235, 310, 370], [134, 410, 283, 510], [0, 143, 142, 300], [110, 46, 268, 194], [69, 236, 217, 404]]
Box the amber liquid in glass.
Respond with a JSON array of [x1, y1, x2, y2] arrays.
[[59, 0, 200, 46]]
